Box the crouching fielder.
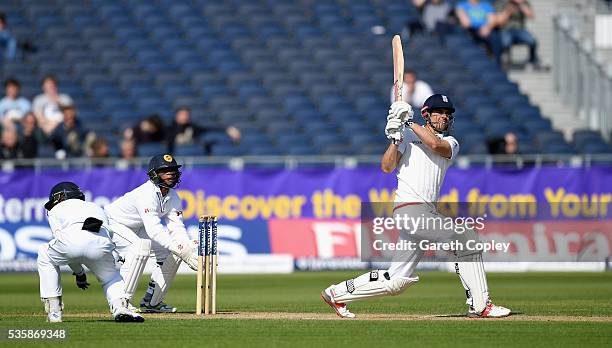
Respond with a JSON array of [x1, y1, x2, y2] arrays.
[[321, 94, 511, 319], [105, 154, 199, 313], [37, 182, 144, 323]]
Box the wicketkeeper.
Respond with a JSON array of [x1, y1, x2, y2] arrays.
[[321, 95, 511, 318]]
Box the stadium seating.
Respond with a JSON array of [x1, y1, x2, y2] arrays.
[[1, 0, 602, 157]]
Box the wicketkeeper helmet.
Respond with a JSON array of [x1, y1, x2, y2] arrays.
[[44, 181, 85, 211]]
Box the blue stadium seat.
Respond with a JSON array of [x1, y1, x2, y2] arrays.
[[572, 130, 605, 148], [540, 141, 574, 154], [536, 131, 566, 146], [464, 141, 490, 155], [292, 110, 326, 123], [579, 142, 611, 154], [286, 145, 317, 155], [210, 144, 243, 156], [174, 144, 205, 156], [138, 143, 169, 157]]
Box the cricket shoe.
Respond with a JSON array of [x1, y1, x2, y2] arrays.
[[113, 307, 145, 323], [139, 301, 177, 313], [321, 287, 356, 319], [47, 311, 62, 323], [468, 302, 511, 318], [128, 302, 141, 313]]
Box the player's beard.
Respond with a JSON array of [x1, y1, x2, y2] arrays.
[[160, 171, 181, 188], [430, 120, 448, 133]]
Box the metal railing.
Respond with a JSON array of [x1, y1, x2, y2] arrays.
[[1, 153, 612, 172], [553, 11, 612, 140]]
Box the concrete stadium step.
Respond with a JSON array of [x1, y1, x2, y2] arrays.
[[509, 70, 586, 140], [507, 0, 590, 140]]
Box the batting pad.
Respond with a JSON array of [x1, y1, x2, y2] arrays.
[[332, 270, 419, 304], [455, 253, 490, 313], [149, 253, 181, 306], [123, 238, 151, 302]]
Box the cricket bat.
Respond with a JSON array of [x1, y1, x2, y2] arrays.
[[392, 35, 404, 102]]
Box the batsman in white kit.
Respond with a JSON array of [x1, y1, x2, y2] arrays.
[[322, 94, 511, 318], [37, 182, 144, 323], [104, 154, 199, 313]]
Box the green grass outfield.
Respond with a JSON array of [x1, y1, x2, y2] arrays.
[[1, 271, 611, 347]]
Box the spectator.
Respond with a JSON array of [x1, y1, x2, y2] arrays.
[[414, 0, 454, 42], [0, 78, 31, 125], [0, 13, 17, 61], [488, 132, 519, 154], [115, 139, 137, 170], [32, 75, 73, 135], [124, 114, 166, 145], [165, 107, 241, 152], [49, 104, 88, 158], [120, 138, 136, 159], [495, 0, 541, 69], [389, 70, 434, 109], [20, 112, 45, 158], [456, 0, 503, 64], [90, 137, 110, 158], [0, 124, 20, 159]]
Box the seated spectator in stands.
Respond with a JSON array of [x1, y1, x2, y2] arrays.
[[495, 0, 540, 68], [115, 139, 137, 170], [90, 137, 110, 159], [166, 107, 241, 153], [120, 138, 136, 159], [0, 124, 21, 159], [456, 0, 503, 64], [0, 78, 31, 125], [414, 0, 454, 42], [0, 13, 17, 61], [124, 114, 166, 145], [32, 75, 73, 135], [389, 70, 434, 108], [49, 104, 88, 158], [488, 132, 519, 154], [19, 112, 44, 158]]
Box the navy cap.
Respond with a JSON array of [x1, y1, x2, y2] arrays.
[[422, 94, 455, 113]]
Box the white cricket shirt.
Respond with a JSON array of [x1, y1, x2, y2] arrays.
[[395, 127, 459, 203], [48, 199, 109, 238], [104, 180, 187, 250]]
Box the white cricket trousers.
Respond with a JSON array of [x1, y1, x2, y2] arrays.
[[37, 226, 126, 305], [386, 203, 460, 278], [109, 219, 173, 304]]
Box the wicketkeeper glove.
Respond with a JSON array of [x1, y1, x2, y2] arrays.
[[171, 242, 199, 271], [73, 271, 90, 290]]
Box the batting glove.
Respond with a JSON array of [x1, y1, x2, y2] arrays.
[[73, 271, 90, 290], [389, 101, 414, 122], [385, 118, 404, 143]]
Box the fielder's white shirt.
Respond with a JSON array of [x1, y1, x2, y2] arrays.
[[48, 199, 109, 238], [104, 180, 187, 250], [395, 127, 459, 203]]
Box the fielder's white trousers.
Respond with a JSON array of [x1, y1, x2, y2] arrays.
[[37, 227, 126, 305], [108, 220, 171, 271]]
